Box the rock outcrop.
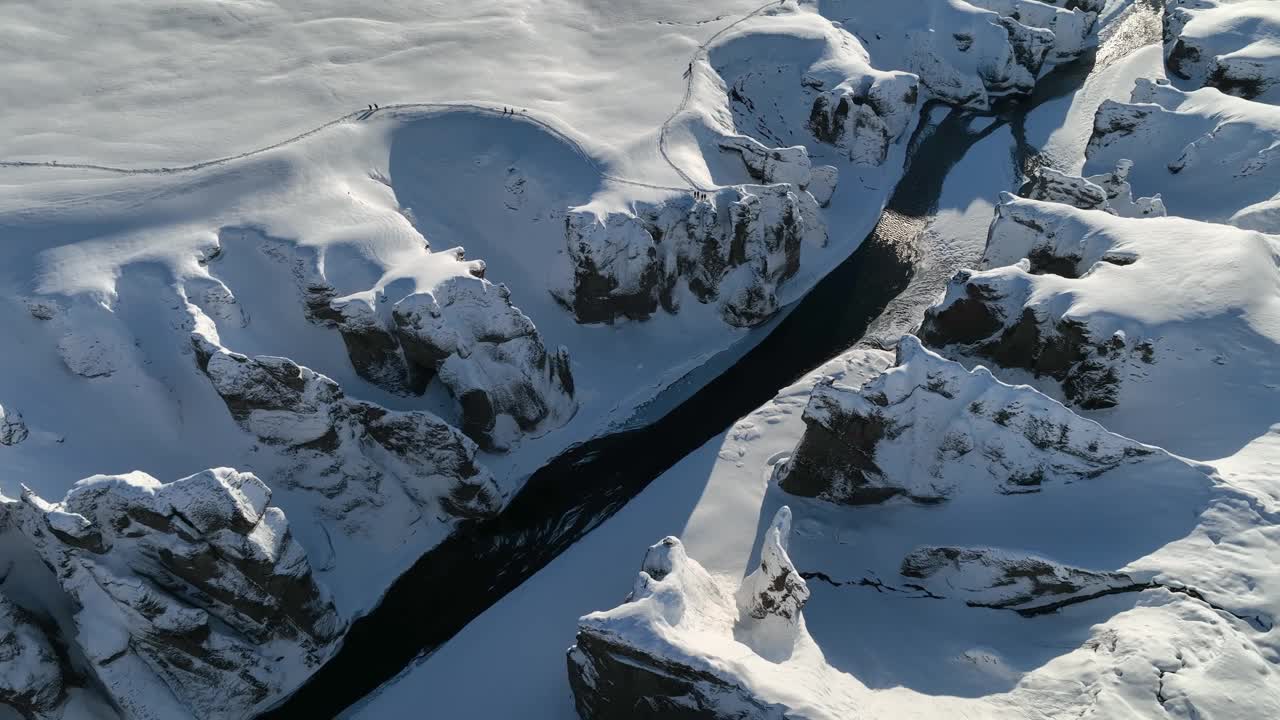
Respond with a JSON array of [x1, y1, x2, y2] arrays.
[[900, 547, 1140, 614], [921, 193, 1280, 443], [286, 242, 575, 448], [966, 0, 1099, 63], [193, 334, 503, 525], [9, 468, 342, 720], [1085, 79, 1280, 232], [823, 0, 1096, 110], [734, 508, 809, 627], [390, 277, 576, 449], [0, 403, 28, 446], [560, 184, 826, 327], [0, 593, 64, 718], [919, 196, 1160, 408], [732, 508, 809, 662], [1164, 0, 1280, 103], [567, 516, 807, 720], [807, 72, 920, 165], [779, 335, 1156, 504], [1022, 161, 1166, 218], [717, 136, 840, 206]]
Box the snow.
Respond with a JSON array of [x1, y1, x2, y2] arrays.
[[4, 0, 1279, 717], [1165, 0, 1280, 104], [0, 1, 913, 635], [353, 4, 1280, 719], [939, 194, 1280, 460], [1086, 78, 1280, 232]]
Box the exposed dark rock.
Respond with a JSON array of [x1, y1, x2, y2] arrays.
[[0, 593, 65, 718], [779, 336, 1155, 504], [11, 468, 342, 720], [566, 632, 785, 720], [0, 403, 28, 447], [193, 333, 502, 524], [560, 185, 826, 328], [901, 546, 1139, 614]]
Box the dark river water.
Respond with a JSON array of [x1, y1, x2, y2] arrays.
[[265, 6, 1162, 714]]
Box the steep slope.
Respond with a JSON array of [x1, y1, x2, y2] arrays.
[[1164, 0, 1280, 103], [920, 194, 1280, 458], [1086, 78, 1280, 232], [566, 338, 1280, 719], [1, 468, 342, 720]]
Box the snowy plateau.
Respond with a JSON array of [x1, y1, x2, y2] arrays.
[[1, 0, 1279, 719]]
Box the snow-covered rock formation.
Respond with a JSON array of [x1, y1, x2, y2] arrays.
[[818, 0, 1097, 110], [920, 194, 1280, 430], [1022, 160, 1166, 217], [388, 277, 576, 448], [561, 183, 826, 327], [292, 246, 575, 448], [568, 508, 812, 720], [0, 403, 27, 447], [1087, 78, 1280, 232], [779, 335, 1163, 503], [900, 546, 1141, 614], [564, 336, 1263, 720], [1164, 0, 1280, 103], [732, 507, 809, 659], [193, 334, 503, 525], [4, 468, 342, 720], [806, 71, 920, 166], [0, 593, 64, 718]]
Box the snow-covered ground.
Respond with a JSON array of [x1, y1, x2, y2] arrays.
[[360, 2, 1280, 717], [352, 6, 1194, 716], [6, 0, 1277, 718]]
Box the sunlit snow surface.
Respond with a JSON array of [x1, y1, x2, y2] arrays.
[[2, 0, 1279, 718], [355, 3, 1280, 717]]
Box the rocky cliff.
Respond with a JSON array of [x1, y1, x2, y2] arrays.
[[1164, 0, 1280, 103], [193, 334, 503, 527], [779, 335, 1157, 503], [4, 467, 342, 720], [561, 183, 826, 327], [288, 245, 576, 449], [567, 508, 807, 720], [0, 592, 65, 719]]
